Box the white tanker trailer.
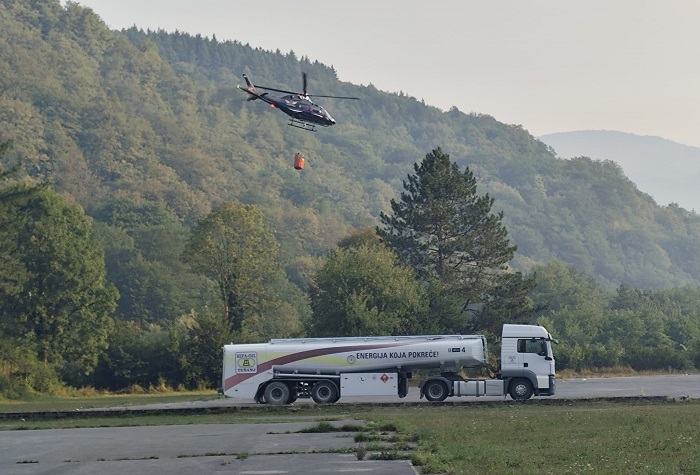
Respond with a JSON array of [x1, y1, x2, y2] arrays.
[[221, 324, 557, 404]]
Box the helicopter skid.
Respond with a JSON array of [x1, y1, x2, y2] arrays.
[[288, 119, 317, 132]]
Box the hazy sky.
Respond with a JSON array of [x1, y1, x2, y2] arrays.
[[72, 1, 700, 147]]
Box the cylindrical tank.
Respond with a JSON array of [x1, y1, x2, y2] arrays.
[[223, 335, 487, 377]]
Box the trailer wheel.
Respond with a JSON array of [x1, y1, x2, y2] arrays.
[[311, 380, 338, 404], [509, 378, 533, 401], [264, 382, 290, 405], [424, 380, 448, 402]]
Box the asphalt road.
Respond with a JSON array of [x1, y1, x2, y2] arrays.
[[107, 373, 700, 410], [2, 374, 698, 474], [1, 420, 417, 475], [553, 374, 699, 399]]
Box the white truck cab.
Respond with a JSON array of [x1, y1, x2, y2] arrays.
[[418, 324, 557, 401], [499, 324, 557, 399]]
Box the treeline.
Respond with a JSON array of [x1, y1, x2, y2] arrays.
[[3, 144, 700, 400], [534, 261, 700, 371]]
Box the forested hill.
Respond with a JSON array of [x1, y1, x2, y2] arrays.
[[539, 130, 700, 213], [3, 0, 700, 290]]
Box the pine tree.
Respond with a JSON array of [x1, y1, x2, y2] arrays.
[[378, 147, 536, 335]]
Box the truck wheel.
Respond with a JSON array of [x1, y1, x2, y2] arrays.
[[424, 380, 448, 402], [264, 382, 290, 405], [311, 380, 338, 404], [509, 378, 533, 401]]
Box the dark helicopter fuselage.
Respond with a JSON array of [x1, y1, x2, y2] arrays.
[[238, 79, 335, 128], [268, 93, 336, 127], [237, 73, 359, 131]]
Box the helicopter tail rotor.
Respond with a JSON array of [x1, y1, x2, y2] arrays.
[[238, 74, 260, 100]]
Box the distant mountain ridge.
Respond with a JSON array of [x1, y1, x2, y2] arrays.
[[539, 130, 700, 212]]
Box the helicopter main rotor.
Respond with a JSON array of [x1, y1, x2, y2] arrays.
[[252, 72, 359, 101]]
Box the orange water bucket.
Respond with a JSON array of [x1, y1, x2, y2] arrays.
[[293, 153, 305, 170]]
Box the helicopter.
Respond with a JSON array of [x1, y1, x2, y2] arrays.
[[237, 72, 359, 131]]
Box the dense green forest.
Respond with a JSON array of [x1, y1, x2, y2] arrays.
[[2, 0, 700, 397]]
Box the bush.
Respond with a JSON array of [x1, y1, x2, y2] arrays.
[[624, 346, 693, 371], [0, 346, 65, 399], [91, 321, 176, 391], [0, 360, 66, 399]]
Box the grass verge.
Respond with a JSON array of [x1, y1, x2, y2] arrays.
[[0, 391, 219, 413], [375, 399, 700, 474]]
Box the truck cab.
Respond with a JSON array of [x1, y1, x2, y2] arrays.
[[499, 324, 557, 399], [419, 324, 557, 402]]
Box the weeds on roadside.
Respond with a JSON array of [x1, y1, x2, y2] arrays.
[[297, 421, 364, 433]]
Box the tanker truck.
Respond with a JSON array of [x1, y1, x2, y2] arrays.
[[221, 324, 557, 405]]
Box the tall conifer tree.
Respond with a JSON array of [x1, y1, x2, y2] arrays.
[[378, 147, 536, 335]]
